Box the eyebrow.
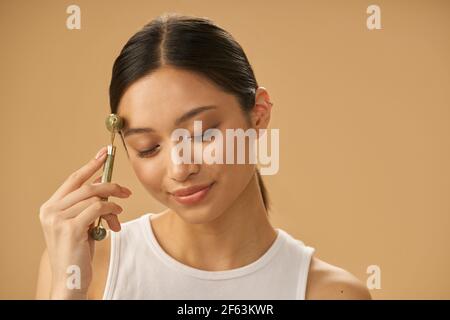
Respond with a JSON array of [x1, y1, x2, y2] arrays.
[[122, 105, 218, 138]]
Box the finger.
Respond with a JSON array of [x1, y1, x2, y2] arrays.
[[57, 182, 131, 211], [102, 213, 121, 232], [63, 195, 106, 219], [75, 201, 123, 229], [47, 146, 108, 203]]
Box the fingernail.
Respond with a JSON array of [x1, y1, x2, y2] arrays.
[[121, 187, 132, 195], [95, 147, 107, 159]]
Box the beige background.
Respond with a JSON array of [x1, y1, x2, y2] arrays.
[[0, 0, 449, 299]]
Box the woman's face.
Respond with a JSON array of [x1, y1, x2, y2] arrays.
[[117, 66, 257, 224]]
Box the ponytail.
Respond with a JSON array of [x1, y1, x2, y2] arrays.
[[256, 169, 270, 213]]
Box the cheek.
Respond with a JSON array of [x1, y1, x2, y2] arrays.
[[131, 159, 165, 194], [229, 163, 255, 189], [205, 125, 257, 196], [216, 161, 256, 201]]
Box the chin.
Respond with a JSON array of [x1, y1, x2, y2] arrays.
[[173, 205, 223, 224]]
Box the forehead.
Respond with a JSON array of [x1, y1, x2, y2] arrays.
[[117, 66, 236, 128]]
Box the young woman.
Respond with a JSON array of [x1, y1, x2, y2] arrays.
[[36, 13, 371, 300]]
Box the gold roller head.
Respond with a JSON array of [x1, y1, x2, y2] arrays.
[[90, 224, 107, 241], [105, 113, 124, 145], [105, 113, 124, 133]]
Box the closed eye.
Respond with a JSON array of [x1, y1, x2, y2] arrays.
[[137, 145, 160, 158], [137, 123, 221, 158]]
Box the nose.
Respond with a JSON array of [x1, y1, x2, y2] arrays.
[[167, 141, 201, 182], [168, 161, 200, 182]]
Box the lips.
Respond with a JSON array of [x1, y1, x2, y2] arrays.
[[171, 183, 213, 196], [170, 182, 215, 205]]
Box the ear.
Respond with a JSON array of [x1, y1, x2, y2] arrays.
[[250, 86, 273, 130]]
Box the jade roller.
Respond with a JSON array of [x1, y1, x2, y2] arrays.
[[89, 113, 124, 241]]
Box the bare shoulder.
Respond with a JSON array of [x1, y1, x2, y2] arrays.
[[305, 256, 372, 300], [88, 231, 111, 300]]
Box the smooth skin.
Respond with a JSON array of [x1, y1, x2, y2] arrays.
[[36, 66, 371, 300]]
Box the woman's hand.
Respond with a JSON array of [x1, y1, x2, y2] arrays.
[[38, 146, 132, 299]]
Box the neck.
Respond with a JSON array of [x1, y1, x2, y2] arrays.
[[154, 172, 277, 271]]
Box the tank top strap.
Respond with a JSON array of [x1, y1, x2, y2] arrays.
[[295, 242, 315, 299]]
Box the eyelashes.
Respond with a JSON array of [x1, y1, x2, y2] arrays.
[[137, 144, 161, 158], [137, 123, 221, 158]]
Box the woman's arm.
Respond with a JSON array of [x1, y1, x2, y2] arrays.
[[35, 249, 52, 299], [35, 234, 111, 300]]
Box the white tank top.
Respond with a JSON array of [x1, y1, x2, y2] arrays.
[[102, 213, 315, 300]]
